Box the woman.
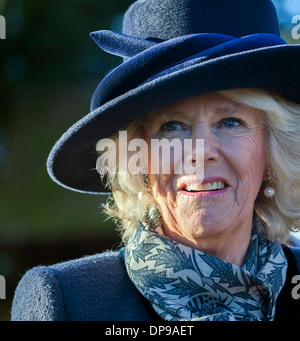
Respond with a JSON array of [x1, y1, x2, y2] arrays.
[[11, 0, 300, 321]]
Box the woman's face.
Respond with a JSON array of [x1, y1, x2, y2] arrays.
[[144, 92, 267, 259]]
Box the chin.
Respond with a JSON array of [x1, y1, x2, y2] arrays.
[[178, 209, 230, 239]]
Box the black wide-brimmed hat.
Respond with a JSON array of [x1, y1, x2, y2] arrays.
[[47, 0, 300, 194]]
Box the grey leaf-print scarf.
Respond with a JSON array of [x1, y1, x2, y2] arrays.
[[125, 219, 287, 321]]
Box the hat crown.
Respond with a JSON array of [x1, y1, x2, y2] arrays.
[[122, 0, 280, 40]]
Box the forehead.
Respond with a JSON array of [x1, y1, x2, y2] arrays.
[[146, 92, 246, 119]]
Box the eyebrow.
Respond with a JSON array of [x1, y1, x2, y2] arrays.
[[214, 103, 243, 115], [155, 110, 187, 121], [149, 101, 252, 124], [163, 103, 244, 118]]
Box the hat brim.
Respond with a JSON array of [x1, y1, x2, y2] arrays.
[[47, 33, 300, 194]]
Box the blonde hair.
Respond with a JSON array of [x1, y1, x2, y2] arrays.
[[96, 89, 300, 243]]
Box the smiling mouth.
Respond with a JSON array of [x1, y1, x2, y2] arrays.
[[183, 181, 228, 192]]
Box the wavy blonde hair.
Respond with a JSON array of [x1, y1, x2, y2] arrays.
[[96, 89, 300, 244]]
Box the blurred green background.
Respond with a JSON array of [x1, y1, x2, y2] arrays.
[[0, 0, 299, 321]]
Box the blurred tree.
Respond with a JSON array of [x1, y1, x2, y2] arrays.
[[0, 0, 131, 241], [0, 0, 132, 321]]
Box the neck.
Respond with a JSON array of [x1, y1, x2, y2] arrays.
[[195, 230, 252, 266]]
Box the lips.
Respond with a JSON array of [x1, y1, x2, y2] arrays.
[[179, 178, 229, 193], [185, 181, 226, 192]]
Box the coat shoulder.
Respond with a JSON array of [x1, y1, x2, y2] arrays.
[[11, 263, 67, 321], [11, 249, 150, 321]]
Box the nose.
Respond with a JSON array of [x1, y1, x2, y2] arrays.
[[184, 124, 219, 177], [192, 125, 220, 164]]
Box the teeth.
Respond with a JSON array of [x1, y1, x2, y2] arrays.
[[185, 181, 225, 192]]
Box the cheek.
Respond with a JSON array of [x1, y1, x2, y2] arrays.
[[148, 141, 184, 225], [226, 134, 266, 191], [149, 173, 180, 228], [149, 173, 175, 205], [147, 138, 183, 202]]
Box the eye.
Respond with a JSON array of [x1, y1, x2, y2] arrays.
[[220, 117, 244, 128], [160, 121, 186, 131]]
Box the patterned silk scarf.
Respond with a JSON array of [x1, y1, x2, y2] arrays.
[[125, 218, 287, 321]]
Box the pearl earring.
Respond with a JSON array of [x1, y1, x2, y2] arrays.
[[264, 186, 275, 198], [138, 192, 143, 201], [263, 170, 275, 198]]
